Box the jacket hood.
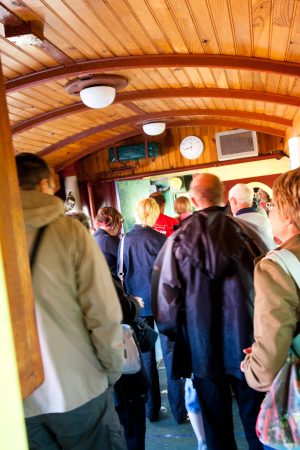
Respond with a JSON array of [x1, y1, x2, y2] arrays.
[[21, 190, 65, 229], [175, 207, 266, 279]]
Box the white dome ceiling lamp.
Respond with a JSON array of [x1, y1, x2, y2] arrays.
[[80, 85, 116, 109], [143, 122, 166, 136], [64, 74, 128, 109]]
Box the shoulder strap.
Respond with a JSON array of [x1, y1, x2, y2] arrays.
[[30, 226, 47, 269], [265, 249, 300, 288], [265, 248, 300, 356], [118, 234, 125, 287]]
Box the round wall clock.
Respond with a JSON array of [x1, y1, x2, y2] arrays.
[[180, 136, 204, 160]]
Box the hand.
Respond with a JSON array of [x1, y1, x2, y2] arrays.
[[133, 296, 144, 308], [240, 347, 252, 373], [240, 360, 245, 373], [243, 347, 252, 355]]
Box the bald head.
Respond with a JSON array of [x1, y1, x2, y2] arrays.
[[189, 173, 224, 209]]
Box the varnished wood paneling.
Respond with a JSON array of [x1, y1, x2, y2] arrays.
[[77, 126, 284, 182], [10, 82, 298, 139], [0, 57, 43, 399], [6, 55, 300, 94], [270, 0, 296, 61], [1, 0, 300, 170]]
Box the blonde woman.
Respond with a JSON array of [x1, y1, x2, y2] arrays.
[[174, 196, 192, 222], [119, 198, 166, 422], [120, 198, 188, 424]]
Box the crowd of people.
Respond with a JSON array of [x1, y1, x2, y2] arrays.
[[16, 152, 299, 450]]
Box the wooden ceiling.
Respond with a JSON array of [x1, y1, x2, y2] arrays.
[[1, 0, 300, 171]]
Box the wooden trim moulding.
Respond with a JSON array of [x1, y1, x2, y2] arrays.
[[36, 109, 288, 157], [5, 55, 300, 93], [0, 57, 44, 399], [12, 103, 85, 134], [12, 90, 295, 135], [1, 3, 73, 66], [54, 130, 143, 171], [0, 4, 22, 26], [94, 152, 288, 183], [53, 120, 285, 172], [117, 88, 300, 107], [168, 120, 285, 136]]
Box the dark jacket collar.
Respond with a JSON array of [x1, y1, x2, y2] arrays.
[[199, 205, 227, 214], [236, 207, 257, 216]]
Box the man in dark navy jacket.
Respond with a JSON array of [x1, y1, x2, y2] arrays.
[[153, 173, 268, 450]]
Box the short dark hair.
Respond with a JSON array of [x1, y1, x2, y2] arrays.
[[66, 211, 90, 230], [15, 153, 51, 190], [149, 192, 166, 207]]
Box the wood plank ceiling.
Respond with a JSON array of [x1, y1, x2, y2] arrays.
[[1, 0, 300, 171]]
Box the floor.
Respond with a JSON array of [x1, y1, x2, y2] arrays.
[[145, 363, 249, 450]]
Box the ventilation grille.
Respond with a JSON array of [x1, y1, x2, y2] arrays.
[[215, 129, 258, 161]]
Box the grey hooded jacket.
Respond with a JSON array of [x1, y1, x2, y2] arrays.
[[22, 190, 124, 417]]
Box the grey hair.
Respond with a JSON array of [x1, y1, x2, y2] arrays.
[[228, 183, 253, 206]]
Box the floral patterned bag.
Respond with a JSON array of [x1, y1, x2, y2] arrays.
[[255, 340, 300, 449], [256, 249, 300, 449]]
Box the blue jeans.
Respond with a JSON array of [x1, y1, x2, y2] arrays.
[[25, 388, 126, 450]]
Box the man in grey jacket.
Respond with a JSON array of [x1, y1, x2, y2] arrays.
[[228, 183, 276, 250], [16, 153, 126, 450]]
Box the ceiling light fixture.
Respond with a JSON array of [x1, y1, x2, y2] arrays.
[[64, 75, 128, 109], [143, 122, 166, 136], [80, 85, 116, 109]]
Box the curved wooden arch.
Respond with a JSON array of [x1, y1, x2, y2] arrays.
[[12, 89, 296, 135], [5, 54, 300, 93], [118, 88, 300, 107], [53, 130, 142, 171], [37, 109, 287, 158], [168, 120, 285, 136], [50, 118, 285, 172]]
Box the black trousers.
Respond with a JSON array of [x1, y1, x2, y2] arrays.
[[116, 396, 146, 450], [193, 375, 265, 450]]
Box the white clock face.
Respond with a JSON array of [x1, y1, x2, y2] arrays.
[[180, 136, 204, 160]]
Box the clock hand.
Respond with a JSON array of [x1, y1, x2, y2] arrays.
[[185, 146, 192, 151]]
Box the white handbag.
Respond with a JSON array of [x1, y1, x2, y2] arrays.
[[119, 235, 142, 374], [122, 324, 141, 375]]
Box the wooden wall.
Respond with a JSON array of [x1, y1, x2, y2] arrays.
[[0, 59, 43, 399], [77, 126, 284, 182]]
